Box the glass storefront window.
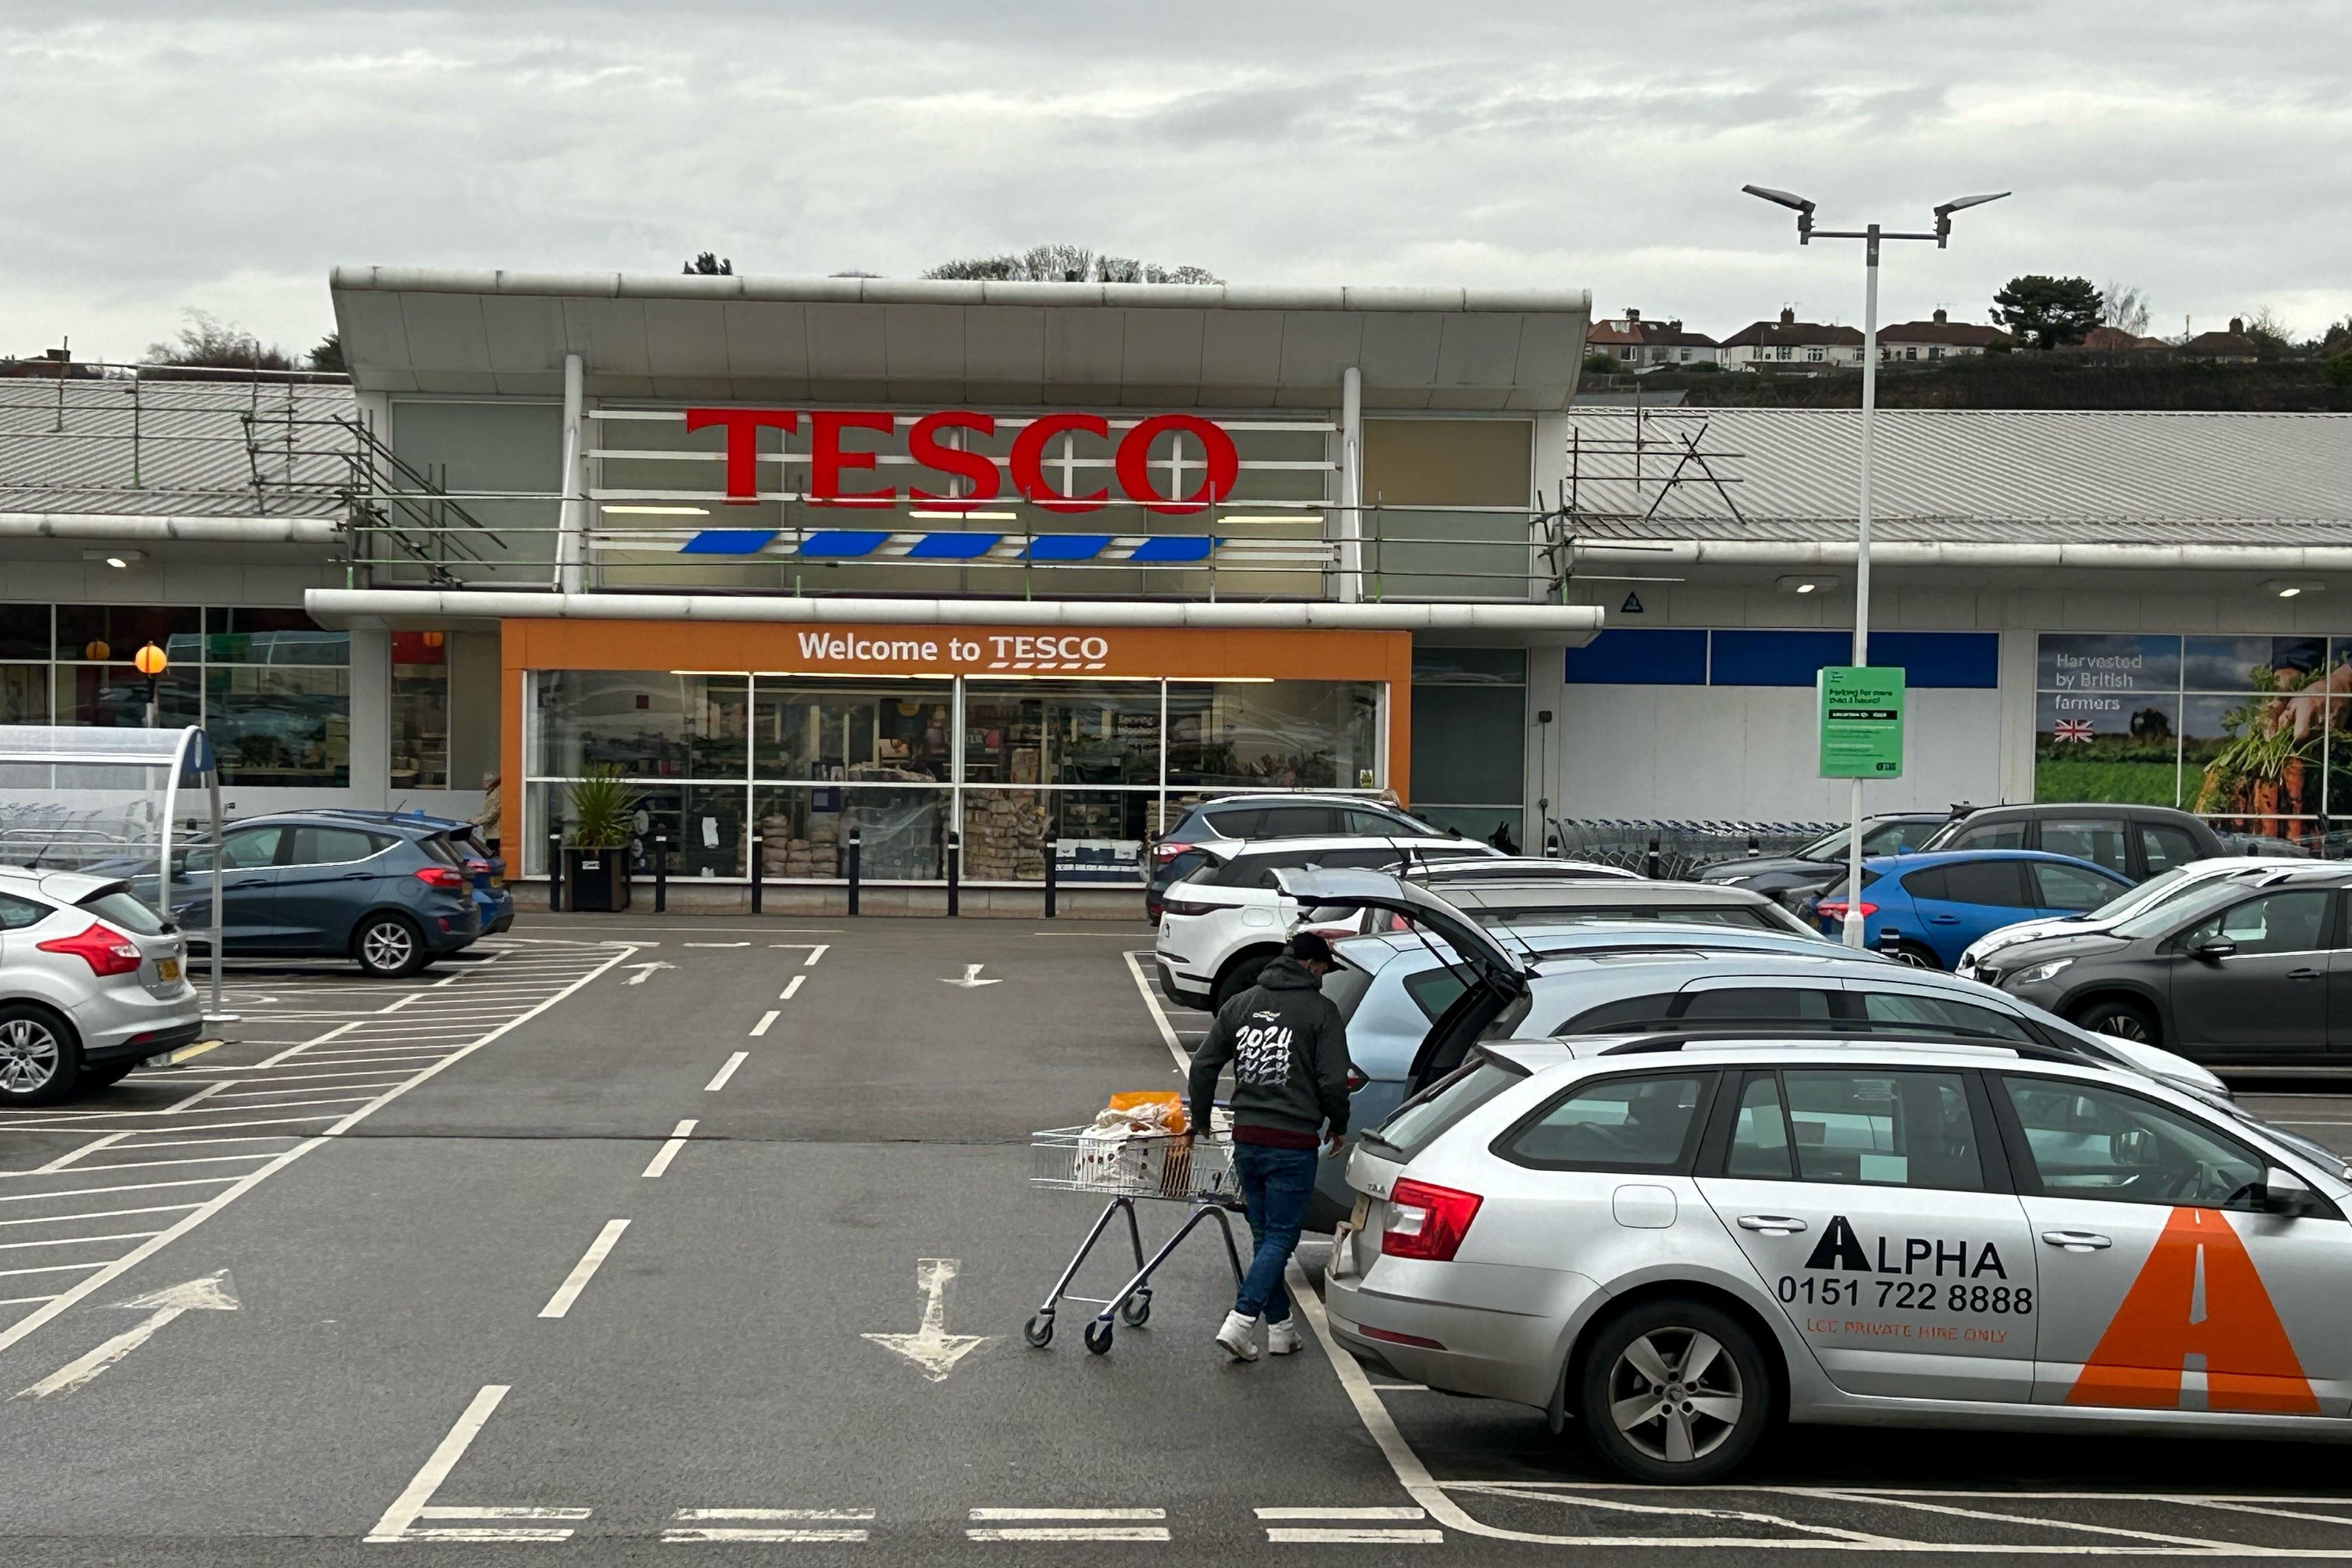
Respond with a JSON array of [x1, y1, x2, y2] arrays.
[[963, 681, 1160, 786], [204, 607, 350, 666], [0, 606, 49, 661], [1167, 679, 1378, 790], [56, 664, 200, 730], [533, 671, 748, 779], [391, 632, 450, 790], [958, 787, 1150, 883], [0, 666, 48, 723], [55, 605, 202, 664], [752, 681, 953, 782], [204, 666, 351, 786]]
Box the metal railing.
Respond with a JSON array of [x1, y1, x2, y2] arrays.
[[1548, 819, 1842, 880]]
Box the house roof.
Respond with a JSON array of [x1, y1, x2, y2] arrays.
[[0, 377, 354, 518], [1590, 319, 1719, 349], [328, 267, 1595, 410], [2180, 331, 2258, 357], [1559, 407, 2352, 546], [1719, 320, 1864, 349], [2079, 326, 2167, 351], [1878, 320, 2010, 348]]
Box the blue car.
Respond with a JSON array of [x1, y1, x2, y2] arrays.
[[1814, 849, 2133, 969], [125, 811, 484, 978], [316, 809, 513, 936]]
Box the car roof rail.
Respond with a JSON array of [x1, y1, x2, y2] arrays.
[[1587, 1024, 2087, 1066]]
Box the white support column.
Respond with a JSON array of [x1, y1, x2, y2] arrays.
[[556, 352, 586, 594], [349, 625, 392, 807], [1531, 411, 1569, 604], [1338, 366, 1363, 604]]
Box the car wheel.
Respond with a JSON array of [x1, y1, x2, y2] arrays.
[[1890, 941, 1941, 970], [354, 914, 428, 978], [2075, 999, 2159, 1047], [0, 1005, 84, 1107], [1210, 951, 1275, 1012], [1576, 1298, 1773, 1484]]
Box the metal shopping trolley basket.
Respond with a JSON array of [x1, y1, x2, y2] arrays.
[[1023, 1123, 1245, 1356]]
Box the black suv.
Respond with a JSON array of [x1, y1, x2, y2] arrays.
[[1919, 803, 2225, 883]]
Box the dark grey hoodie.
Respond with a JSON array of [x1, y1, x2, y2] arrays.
[[1188, 956, 1351, 1147]]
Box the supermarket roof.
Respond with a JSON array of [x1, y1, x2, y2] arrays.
[[328, 267, 1594, 410]]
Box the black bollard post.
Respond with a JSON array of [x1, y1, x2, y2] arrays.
[[1644, 837, 1661, 880], [748, 832, 764, 915], [1043, 836, 1058, 919], [653, 832, 668, 914], [548, 830, 565, 912], [1879, 925, 1903, 958], [946, 830, 961, 918], [847, 828, 862, 916]]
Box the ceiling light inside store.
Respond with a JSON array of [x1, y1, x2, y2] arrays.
[[83, 550, 144, 568], [2262, 579, 2325, 598], [1776, 574, 1838, 595], [604, 505, 710, 515], [909, 510, 1017, 521]]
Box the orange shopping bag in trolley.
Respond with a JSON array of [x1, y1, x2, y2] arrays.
[[1105, 1091, 1186, 1135]]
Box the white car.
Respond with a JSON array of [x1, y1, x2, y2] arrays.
[[1957, 857, 2340, 978], [0, 866, 201, 1104], [1153, 835, 1497, 1010], [1327, 1030, 2352, 1483]]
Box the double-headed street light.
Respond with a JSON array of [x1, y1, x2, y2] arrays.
[[1741, 184, 2010, 947]]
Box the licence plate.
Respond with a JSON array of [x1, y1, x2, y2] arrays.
[[157, 958, 181, 982]]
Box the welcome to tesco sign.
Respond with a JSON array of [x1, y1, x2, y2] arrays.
[[683, 408, 1239, 514]]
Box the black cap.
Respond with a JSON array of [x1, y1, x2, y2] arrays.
[[1288, 930, 1335, 966]]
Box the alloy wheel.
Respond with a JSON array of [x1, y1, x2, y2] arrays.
[[1894, 948, 1936, 969], [0, 1016, 61, 1094], [362, 921, 416, 972], [1606, 1327, 1745, 1465], [2095, 1012, 2153, 1042]]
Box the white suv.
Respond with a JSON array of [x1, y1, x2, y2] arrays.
[[1154, 835, 1498, 1010]]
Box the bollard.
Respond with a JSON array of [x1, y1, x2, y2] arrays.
[[653, 832, 668, 914], [1644, 837, 1661, 880], [1043, 836, 1058, 919], [748, 832, 764, 915], [846, 828, 862, 916], [946, 830, 961, 918], [1748, 832, 1761, 854], [548, 830, 565, 912], [1878, 925, 1903, 958]]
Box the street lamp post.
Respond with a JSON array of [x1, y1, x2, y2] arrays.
[[1741, 185, 2008, 947]]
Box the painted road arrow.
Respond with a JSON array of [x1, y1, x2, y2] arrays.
[[938, 964, 1002, 988], [15, 1270, 240, 1399], [862, 1258, 992, 1381], [621, 961, 675, 986]]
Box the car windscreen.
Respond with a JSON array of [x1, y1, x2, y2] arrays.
[[2088, 863, 2194, 920], [79, 887, 170, 936], [2112, 877, 2257, 939], [1362, 1053, 1527, 1160]]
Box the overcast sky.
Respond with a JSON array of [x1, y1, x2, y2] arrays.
[[6, 1, 2348, 363]]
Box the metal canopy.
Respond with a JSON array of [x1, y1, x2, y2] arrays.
[[330, 268, 1594, 410]]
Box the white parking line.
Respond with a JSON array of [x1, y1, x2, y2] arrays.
[[538, 1219, 629, 1319], [705, 1053, 748, 1091], [642, 1121, 698, 1179], [780, 975, 806, 1000], [0, 1203, 201, 1230], [368, 1385, 587, 1544], [663, 1507, 872, 1543], [749, 1012, 779, 1038], [968, 1507, 1169, 1544]]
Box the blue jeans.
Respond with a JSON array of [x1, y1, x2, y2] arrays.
[[1233, 1143, 1319, 1323]]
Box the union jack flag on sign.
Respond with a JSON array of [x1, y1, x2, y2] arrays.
[[2054, 720, 2096, 743]]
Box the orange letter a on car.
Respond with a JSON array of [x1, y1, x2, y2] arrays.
[[2067, 1206, 2319, 1414]]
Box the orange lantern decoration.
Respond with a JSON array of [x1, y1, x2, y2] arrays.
[[133, 643, 169, 678], [422, 630, 445, 649], [83, 639, 111, 662]]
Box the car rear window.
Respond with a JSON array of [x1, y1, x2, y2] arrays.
[[1363, 1053, 1527, 1160], [79, 887, 169, 936], [1322, 962, 1376, 1025], [417, 834, 466, 867], [1402, 965, 1473, 1021]]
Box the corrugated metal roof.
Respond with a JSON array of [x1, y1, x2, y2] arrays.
[[1563, 407, 2352, 543], [0, 379, 355, 517]]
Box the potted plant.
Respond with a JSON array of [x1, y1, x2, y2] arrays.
[[562, 766, 640, 912]]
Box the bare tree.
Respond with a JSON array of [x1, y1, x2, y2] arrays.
[[2239, 306, 2297, 356], [2099, 281, 2151, 337], [923, 245, 1221, 285], [140, 310, 296, 379]]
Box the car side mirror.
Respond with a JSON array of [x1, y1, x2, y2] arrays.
[[2109, 1127, 2161, 1167], [2259, 1166, 2328, 1219], [2191, 936, 2236, 963]]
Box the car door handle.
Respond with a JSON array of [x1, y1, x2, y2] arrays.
[[2041, 1230, 2112, 1252], [2289, 967, 2322, 981], [1928, 914, 1961, 925], [1738, 1214, 1808, 1234], [225, 877, 268, 888], [340, 872, 372, 880]]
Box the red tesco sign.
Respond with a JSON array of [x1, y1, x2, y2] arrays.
[[681, 408, 1240, 515]]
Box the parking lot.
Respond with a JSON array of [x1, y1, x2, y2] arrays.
[[2, 917, 2351, 1565]]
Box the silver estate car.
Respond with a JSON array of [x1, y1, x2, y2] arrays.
[[1325, 1031, 2352, 1483], [0, 866, 200, 1104]]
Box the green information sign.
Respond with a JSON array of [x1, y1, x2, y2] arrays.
[[1817, 665, 1906, 778]]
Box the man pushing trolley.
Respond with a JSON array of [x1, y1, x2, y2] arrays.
[[1186, 931, 1353, 1363]]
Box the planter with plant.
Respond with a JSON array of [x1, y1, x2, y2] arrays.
[[562, 766, 641, 912]]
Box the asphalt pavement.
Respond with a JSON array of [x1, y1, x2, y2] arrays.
[[4, 914, 2352, 1565]]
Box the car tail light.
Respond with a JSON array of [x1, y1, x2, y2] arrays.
[[1814, 901, 1878, 921], [1381, 1179, 1483, 1262], [1346, 1066, 1368, 1093], [463, 859, 491, 875], [37, 922, 144, 977], [1303, 924, 1357, 942], [1161, 894, 1214, 918], [1152, 841, 1195, 864], [1359, 1323, 1447, 1350], [414, 866, 467, 891]]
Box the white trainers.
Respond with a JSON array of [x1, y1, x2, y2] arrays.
[[1216, 1310, 1261, 1362], [1265, 1320, 1305, 1356]]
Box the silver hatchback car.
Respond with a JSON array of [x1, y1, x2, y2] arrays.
[[0, 866, 201, 1104], [1325, 1031, 2352, 1483]]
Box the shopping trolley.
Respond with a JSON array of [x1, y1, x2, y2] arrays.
[[1023, 1124, 1245, 1356]]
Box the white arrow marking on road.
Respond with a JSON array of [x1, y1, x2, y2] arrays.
[[622, 961, 674, 986], [939, 964, 1002, 988], [14, 1270, 240, 1399], [862, 1258, 993, 1381]]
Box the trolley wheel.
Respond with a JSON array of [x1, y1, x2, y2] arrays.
[[1023, 1314, 1055, 1349], [1118, 1291, 1152, 1328], [1083, 1319, 1115, 1356]]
